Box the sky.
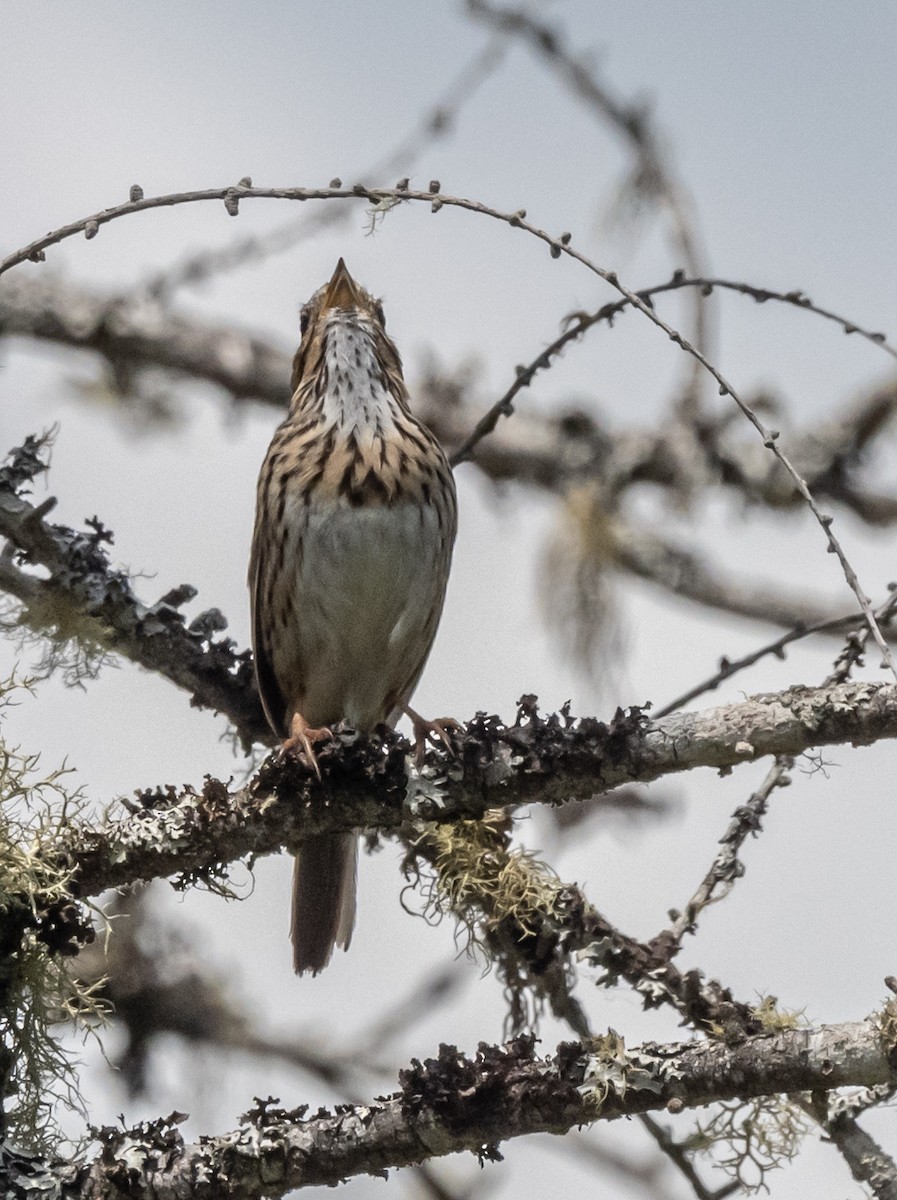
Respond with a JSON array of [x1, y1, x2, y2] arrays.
[[2, 3, 897, 1198]]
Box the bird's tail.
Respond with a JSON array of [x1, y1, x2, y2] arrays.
[[290, 832, 357, 975]]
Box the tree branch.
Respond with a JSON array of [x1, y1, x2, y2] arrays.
[[0, 272, 291, 406], [1, 429, 892, 776], [64, 680, 897, 900], [5, 1017, 894, 1198], [816, 1107, 897, 1200]]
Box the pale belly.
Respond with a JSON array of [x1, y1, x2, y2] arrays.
[[277, 498, 449, 729]]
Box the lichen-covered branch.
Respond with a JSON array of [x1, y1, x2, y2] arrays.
[[810, 1103, 897, 1200], [0, 437, 267, 746], [406, 812, 592, 1036], [4, 432, 884, 817], [64, 680, 897, 900], [3, 1017, 894, 1199]]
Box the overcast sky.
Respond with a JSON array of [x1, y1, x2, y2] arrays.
[[3, 4, 897, 1198]]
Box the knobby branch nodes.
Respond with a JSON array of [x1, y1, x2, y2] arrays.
[[653, 586, 897, 720]]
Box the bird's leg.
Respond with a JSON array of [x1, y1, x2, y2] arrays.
[[397, 701, 461, 767], [281, 711, 334, 779]]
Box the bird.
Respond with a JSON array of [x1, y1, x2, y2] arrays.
[[249, 259, 458, 975]]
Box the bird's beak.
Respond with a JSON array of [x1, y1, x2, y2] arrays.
[[322, 258, 362, 310]]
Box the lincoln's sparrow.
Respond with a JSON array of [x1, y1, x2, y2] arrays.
[[249, 260, 457, 973]]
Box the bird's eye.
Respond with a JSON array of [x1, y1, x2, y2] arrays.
[[374, 302, 386, 328], [299, 307, 310, 335]]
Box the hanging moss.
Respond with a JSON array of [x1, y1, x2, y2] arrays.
[[0, 675, 108, 1154]]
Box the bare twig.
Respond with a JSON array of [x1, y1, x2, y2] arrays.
[[452, 273, 897, 466], [664, 757, 791, 945], [670, 274, 897, 362], [143, 41, 506, 301], [639, 1115, 739, 1200], [464, 0, 710, 414], [823, 588, 897, 687], [653, 588, 897, 720]]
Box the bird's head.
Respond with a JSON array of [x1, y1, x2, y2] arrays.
[[290, 259, 398, 393]]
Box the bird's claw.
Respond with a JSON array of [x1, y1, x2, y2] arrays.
[[403, 708, 462, 767], [281, 714, 334, 780]]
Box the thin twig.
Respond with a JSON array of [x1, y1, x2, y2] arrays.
[[639, 1115, 739, 1200], [675, 274, 897, 362], [823, 589, 897, 687], [143, 41, 506, 301], [653, 589, 897, 720], [465, 0, 710, 414], [663, 757, 791, 945], [452, 271, 897, 466]]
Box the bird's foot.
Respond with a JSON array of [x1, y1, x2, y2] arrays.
[[399, 703, 462, 767], [281, 713, 334, 780]]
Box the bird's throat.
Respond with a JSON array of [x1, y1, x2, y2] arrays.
[[320, 315, 401, 439]]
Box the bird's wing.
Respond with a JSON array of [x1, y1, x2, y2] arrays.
[[249, 536, 289, 738]]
